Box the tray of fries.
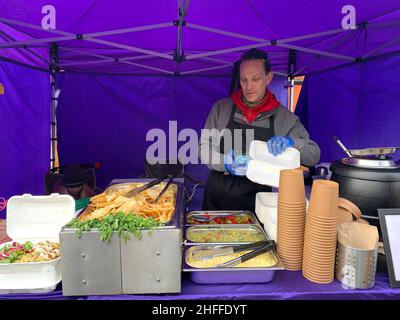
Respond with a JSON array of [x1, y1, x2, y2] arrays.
[[77, 179, 180, 225]]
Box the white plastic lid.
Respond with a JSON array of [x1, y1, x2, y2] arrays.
[[6, 194, 75, 243], [249, 140, 300, 168], [246, 159, 282, 187]]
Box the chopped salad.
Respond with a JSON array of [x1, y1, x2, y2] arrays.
[[0, 241, 60, 263]]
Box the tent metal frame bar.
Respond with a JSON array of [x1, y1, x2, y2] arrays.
[[0, 22, 173, 48], [186, 41, 272, 60], [0, 17, 174, 61], [60, 46, 175, 67], [362, 34, 400, 59], [180, 63, 232, 75], [0, 15, 397, 75], [0, 29, 49, 64], [59, 46, 174, 74], [277, 43, 354, 61], [175, 0, 190, 63], [49, 43, 58, 169], [187, 23, 269, 43]]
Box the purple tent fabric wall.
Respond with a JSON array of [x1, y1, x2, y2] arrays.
[[56, 73, 288, 189], [296, 52, 400, 163], [0, 61, 50, 218]]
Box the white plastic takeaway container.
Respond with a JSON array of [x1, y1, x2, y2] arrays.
[[246, 140, 300, 188], [0, 194, 75, 294], [255, 192, 309, 242]]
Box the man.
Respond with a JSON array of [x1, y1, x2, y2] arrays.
[[199, 48, 320, 212]]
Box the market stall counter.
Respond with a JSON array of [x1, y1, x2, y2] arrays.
[[0, 271, 398, 300]]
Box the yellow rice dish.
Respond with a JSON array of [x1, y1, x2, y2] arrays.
[[186, 250, 277, 268]]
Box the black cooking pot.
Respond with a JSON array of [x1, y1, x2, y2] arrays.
[[330, 160, 400, 218]]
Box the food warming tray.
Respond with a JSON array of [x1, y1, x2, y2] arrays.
[[182, 243, 284, 284], [185, 210, 258, 225], [60, 178, 185, 296], [185, 224, 267, 245]]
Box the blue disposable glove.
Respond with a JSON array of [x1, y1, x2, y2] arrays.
[[224, 150, 251, 176], [267, 136, 294, 156]]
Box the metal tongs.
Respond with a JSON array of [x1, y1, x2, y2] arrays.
[[153, 175, 174, 203], [218, 241, 276, 268], [191, 240, 276, 268], [124, 175, 173, 198]]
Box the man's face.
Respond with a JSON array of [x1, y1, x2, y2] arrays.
[[239, 59, 273, 103]]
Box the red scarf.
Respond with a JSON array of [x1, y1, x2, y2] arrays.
[[231, 88, 280, 124]]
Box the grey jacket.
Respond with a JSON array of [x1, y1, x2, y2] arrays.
[[199, 97, 321, 172]]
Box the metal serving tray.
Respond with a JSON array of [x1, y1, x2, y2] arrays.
[[185, 224, 267, 245], [185, 210, 258, 226], [60, 178, 185, 296], [182, 243, 284, 284]]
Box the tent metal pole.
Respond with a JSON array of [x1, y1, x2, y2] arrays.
[[362, 35, 400, 59], [82, 23, 172, 38], [277, 28, 350, 44], [175, 1, 188, 61], [196, 53, 288, 70], [49, 43, 58, 170], [60, 47, 174, 67], [186, 41, 271, 60], [0, 29, 49, 64], [60, 59, 114, 67], [0, 35, 76, 48], [0, 17, 70, 35], [0, 17, 174, 60], [188, 23, 355, 44], [180, 64, 232, 75], [122, 60, 174, 74], [199, 56, 234, 64], [366, 20, 400, 28], [60, 45, 174, 74], [294, 65, 307, 76], [59, 47, 116, 64], [288, 77, 295, 112], [0, 22, 173, 48], [277, 43, 355, 61], [274, 71, 288, 77], [61, 46, 174, 61], [83, 38, 174, 60], [187, 23, 269, 42], [287, 49, 296, 112], [0, 17, 171, 37]]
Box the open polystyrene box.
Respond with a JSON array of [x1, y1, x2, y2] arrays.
[[255, 192, 310, 242], [0, 194, 75, 294], [246, 140, 300, 188]]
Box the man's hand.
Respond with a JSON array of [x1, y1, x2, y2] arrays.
[[224, 150, 251, 176], [267, 136, 294, 156]]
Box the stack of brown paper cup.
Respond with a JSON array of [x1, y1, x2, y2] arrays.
[[277, 169, 306, 271], [302, 180, 339, 284]]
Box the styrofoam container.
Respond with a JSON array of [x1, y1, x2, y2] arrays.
[[249, 140, 300, 168], [0, 194, 75, 294], [247, 140, 300, 188], [255, 192, 309, 242]]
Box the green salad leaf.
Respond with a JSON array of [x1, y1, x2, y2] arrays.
[[66, 211, 162, 243], [23, 241, 33, 251]]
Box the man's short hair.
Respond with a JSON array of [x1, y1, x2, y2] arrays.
[[239, 48, 272, 74]]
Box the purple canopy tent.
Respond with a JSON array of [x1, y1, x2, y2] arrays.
[[1, 1, 400, 210]]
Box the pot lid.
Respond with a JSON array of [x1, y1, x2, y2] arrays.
[[340, 157, 400, 169]]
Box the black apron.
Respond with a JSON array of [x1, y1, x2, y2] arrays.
[[202, 104, 275, 212]]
